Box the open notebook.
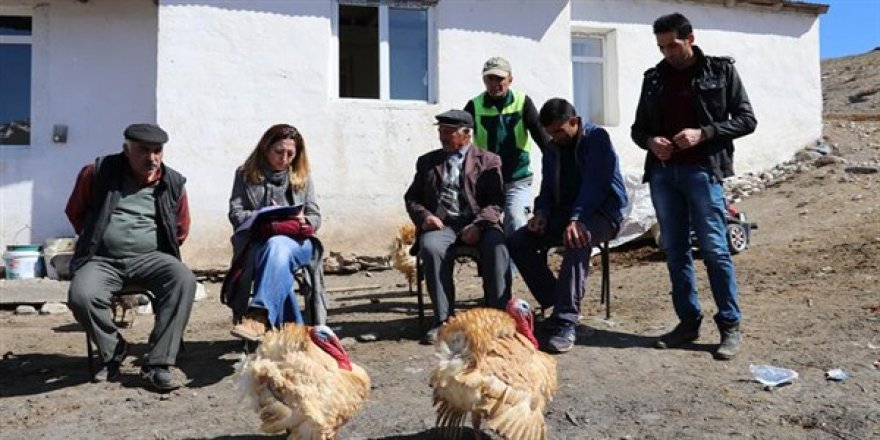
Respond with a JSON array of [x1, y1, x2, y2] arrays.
[[235, 204, 303, 234]]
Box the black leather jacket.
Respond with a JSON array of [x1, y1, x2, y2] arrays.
[[631, 46, 757, 182]]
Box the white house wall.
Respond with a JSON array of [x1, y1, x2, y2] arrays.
[[156, 0, 571, 268], [0, 0, 157, 249], [571, 0, 823, 175], [0, 0, 824, 270]]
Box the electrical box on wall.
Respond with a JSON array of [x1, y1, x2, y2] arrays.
[[52, 125, 68, 143]]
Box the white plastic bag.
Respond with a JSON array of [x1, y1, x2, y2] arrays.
[[750, 364, 798, 387]]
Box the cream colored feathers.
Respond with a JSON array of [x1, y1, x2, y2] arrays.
[[237, 325, 370, 440], [430, 301, 558, 439]]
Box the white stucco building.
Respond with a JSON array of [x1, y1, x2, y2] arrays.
[[0, 0, 827, 269]]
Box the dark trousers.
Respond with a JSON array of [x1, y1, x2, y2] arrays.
[[507, 213, 616, 325], [68, 251, 197, 366], [419, 226, 511, 326]]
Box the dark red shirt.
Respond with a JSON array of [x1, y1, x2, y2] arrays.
[[662, 63, 706, 165]]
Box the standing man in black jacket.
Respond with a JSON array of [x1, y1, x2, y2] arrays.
[[631, 13, 757, 360]]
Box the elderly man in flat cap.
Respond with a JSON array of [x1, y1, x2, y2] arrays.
[[404, 110, 511, 344], [65, 123, 196, 391]]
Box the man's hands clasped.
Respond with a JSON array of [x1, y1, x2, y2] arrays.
[[648, 128, 705, 161]]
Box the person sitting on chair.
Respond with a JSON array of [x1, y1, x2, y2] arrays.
[[65, 123, 197, 391], [222, 123, 326, 342], [404, 109, 511, 345], [507, 98, 628, 354]]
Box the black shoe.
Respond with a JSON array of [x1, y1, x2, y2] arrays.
[[655, 317, 702, 349], [142, 366, 179, 391], [546, 322, 576, 353], [93, 338, 128, 383], [714, 321, 742, 360], [92, 361, 121, 383], [540, 316, 561, 334], [111, 338, 129, 362], [420, 324, 442, 345]]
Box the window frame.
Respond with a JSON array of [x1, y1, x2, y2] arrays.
[[571, 29, 619, 126], [331, 0, 437, 104], [0, 12, 33, 147]]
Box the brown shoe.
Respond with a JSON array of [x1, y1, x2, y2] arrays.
[[231, 310, 268, 342]]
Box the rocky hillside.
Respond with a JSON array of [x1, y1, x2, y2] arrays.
[[822, 49, 880, 119]]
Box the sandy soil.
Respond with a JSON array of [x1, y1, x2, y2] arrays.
[[1, 119, 876, 440]]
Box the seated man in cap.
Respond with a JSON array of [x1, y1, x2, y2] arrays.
[[404, 109, 512, 345], [65, 123, 197, 391]]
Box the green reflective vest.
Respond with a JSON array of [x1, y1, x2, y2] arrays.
[[471, 90, 532, 182]]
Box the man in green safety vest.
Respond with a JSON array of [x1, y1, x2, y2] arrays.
[[464, 57, 550, 238]]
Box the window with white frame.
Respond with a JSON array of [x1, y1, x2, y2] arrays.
[[336, 0, 434, 101], [571, 35, 605, 125], [0, 15, 31, 145]]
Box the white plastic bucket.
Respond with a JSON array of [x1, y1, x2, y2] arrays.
[[3, 245, 44, 279]]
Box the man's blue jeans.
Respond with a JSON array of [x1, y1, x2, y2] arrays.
[[251, 236, 313, 328], [649, 164, 741, 325]]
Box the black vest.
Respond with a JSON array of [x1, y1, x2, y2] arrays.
[[71, 152, 187, 272]]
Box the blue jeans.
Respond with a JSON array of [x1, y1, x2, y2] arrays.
[[503, 176, 533, 237], [251, 236, 313, 328], [649, 164, 741, 325]]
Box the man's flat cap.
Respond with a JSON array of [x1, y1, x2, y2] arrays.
[[434, 109, 473, 128], [482, 56, 511, 78], [124, 123, 168, 144]]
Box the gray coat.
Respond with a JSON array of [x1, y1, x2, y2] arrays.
[[221, 168, 326, 325]]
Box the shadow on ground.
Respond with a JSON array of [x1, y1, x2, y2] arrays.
[[0, 352, 91, 397], [572, 326, 715, 353], [0, 339, 243, 397], [199, 428, 443, 439]]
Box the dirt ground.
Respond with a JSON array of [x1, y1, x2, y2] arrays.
[[3, 66, 880, 439], [2, 118, 877, 440]]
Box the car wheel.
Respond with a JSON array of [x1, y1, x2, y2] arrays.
[[727, 223, 748, 254]]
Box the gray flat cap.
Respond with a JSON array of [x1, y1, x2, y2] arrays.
[[124, 123, 168, 144], [434, 109, 474, 128]]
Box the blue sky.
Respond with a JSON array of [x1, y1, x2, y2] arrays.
[[820, 0, 880, 59]]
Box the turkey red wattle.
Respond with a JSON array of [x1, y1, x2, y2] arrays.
[[310, 329, 353, 371], [506, 299, 539, 349]]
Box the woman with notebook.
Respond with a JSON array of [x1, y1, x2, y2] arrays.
[[222, 123, 326, 341]]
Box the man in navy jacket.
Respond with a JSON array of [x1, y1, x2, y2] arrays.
[[508, 98, 627, 353]]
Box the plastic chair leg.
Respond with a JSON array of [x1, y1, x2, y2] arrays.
[[601, 241, 611, 319], [416, 255, 425, 333]]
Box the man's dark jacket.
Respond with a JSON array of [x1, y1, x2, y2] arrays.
[[69, 152, 187, 272], [631, 45, 757, 182], [404, 146, 505, 231]]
